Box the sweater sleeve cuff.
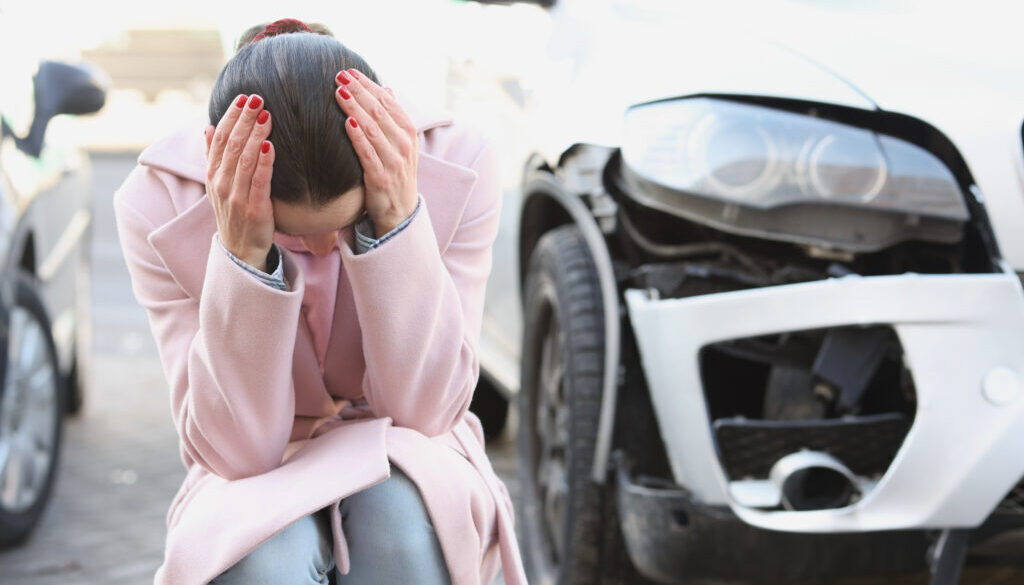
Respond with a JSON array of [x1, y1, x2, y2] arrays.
[[352, 200, 422, 255], [216, 236, 287, 291]]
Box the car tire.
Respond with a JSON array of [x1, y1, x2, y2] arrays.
[[518, 224, 616, 585], [470, 375, 509, 441], [0, 271, 65, 547]]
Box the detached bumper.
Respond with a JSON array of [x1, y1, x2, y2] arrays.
[[624, 271, 1024, 532]]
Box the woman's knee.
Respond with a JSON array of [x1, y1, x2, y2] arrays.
[[341, 468, 433, 540], [211, 512, 333, 585], [339, 468, 450, 584]]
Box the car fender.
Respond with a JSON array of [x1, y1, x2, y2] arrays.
[[519, 158, 620, 482]]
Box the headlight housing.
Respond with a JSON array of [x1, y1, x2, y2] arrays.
[[620, 98, 969, 251]]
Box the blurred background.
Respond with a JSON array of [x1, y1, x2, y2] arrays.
[[1, 0, 1024, 584]]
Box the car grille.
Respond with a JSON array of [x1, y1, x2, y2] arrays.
[[713, 413, 911, 480], [996, 478, 1024, 515]]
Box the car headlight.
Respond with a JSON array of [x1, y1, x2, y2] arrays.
[[621, 98, 969, 222]]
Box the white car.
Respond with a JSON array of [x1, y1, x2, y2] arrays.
[[453, 1, 1024, 583]]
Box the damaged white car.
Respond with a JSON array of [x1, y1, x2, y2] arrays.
[[453, 1, 1024, 583]]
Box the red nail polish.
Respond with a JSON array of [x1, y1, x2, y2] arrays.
[[338, 87, 351, 100], [337, 71, 351, 85], [348, 68, 360, 79], [248, 95, 262, 109], [236, 95, 247, 108], [261, 141, 270, 154], [348, 118, 358, 129], [257, 110, 269, 124]]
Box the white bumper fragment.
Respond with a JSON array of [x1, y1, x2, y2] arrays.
[[624, 270, 1024, 532]]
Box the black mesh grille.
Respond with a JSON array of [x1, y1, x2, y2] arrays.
[[997, 479, 1024, 515], [713, 413, 911, 480]]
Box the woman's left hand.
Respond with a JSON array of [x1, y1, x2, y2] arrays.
[[334, 69, 419, 237]]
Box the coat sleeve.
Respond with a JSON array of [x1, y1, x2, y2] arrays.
[[340, 138, 500, 438], [113, 165, 304, 480]]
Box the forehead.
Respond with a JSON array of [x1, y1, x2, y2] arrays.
[[272, 186, 365, 236]]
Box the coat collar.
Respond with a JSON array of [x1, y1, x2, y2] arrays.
[[139, 97, 472, 301]]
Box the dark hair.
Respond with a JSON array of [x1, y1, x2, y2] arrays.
[[209, 23, 379, 206]]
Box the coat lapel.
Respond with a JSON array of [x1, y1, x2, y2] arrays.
[[415, 151, 478, 252], [145, 195, 215, 300]]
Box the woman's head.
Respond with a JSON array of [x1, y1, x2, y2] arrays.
[[208, 20, 379, 211]]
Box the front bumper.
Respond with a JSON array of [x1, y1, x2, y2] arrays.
[[624, 270, 1024, 533]]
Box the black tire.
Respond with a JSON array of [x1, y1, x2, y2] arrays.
[[0, 271, 65, 547], [518, 224, 613, 585], [470, 375, 510, 441]]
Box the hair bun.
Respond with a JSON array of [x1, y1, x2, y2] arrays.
[[253, 18, 313, 42]]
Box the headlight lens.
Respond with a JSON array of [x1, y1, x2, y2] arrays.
[[622, 98, 968, 221]]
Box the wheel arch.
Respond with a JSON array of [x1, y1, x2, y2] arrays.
[[518, 158, 622, 483]]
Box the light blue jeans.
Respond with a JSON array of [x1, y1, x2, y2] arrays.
[[210, 469, 451, 585]]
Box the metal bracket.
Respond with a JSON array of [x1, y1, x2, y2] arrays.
[[585, 189, 618, 234], [927, 529, 969, 585]]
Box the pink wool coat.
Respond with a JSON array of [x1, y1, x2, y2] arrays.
[[113, 102, 527, 585]]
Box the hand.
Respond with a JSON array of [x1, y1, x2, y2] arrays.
[[204, 94, 276, 271], [334, 70, 418, 237]]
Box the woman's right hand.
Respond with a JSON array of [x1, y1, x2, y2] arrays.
[[203, 94, 276, 272]]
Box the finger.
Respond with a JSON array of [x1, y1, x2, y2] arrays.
[[249, 140, 275, 207], [232, 108, 274, 204], [336, 79, 408, 165], [220, 94, 265, 189], [209, 94, 248, 174], [204, 125, 214, 158], [346, 70, 417, 137], [344, 117, 385, 180], [336, 70, 406, 144]]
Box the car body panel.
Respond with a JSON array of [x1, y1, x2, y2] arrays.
[[625, 269, 1024, 531], [0, 137, 91, 375]]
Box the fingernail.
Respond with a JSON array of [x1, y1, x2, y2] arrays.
[[235, 95, 247, 108], [248, 95, 263, 109], [261, 141, 270, 154], [336, 71, 351, 85], [348, 117, 358, 129], [348, 68, 360, 79], [257, 110, 269, 124], [338, 87, 351, 100]]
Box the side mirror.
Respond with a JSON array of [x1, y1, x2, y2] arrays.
[[1, 60, 109, 158]]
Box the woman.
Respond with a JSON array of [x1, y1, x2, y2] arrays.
[[113, 19, 525, 585]]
